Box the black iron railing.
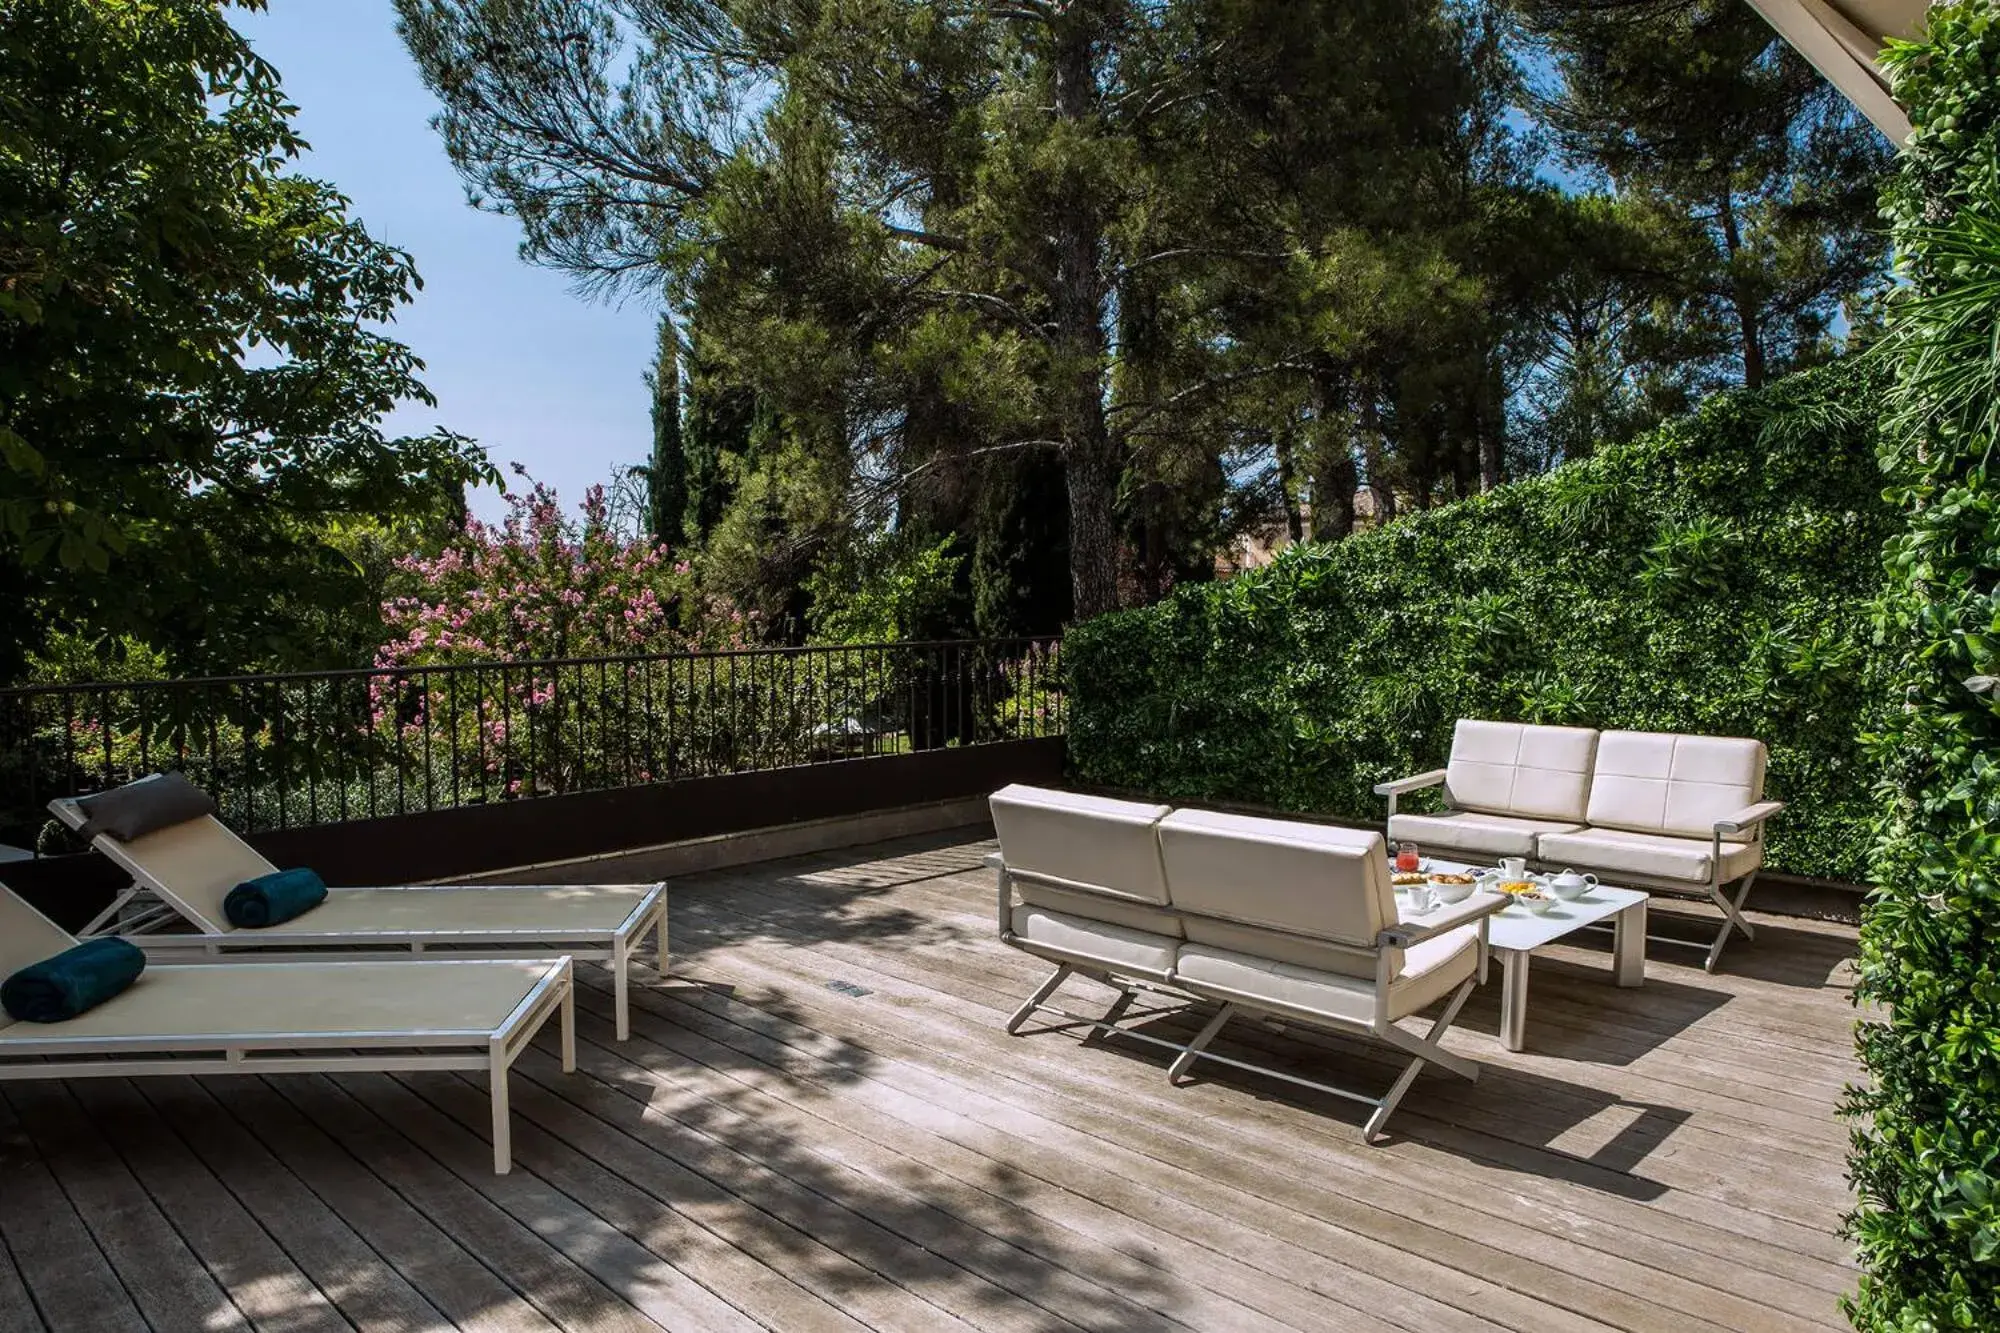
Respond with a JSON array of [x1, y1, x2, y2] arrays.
[[0, 638, 1063, 850]]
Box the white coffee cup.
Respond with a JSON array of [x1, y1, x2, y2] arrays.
[[1498, 856, 1528, 879]]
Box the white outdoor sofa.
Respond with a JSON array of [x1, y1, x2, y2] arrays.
[[0, 884, 574, 1174], [50, 776, 668, 1040], [988, 785, 1505, 1142], [1374, 720, 1784, 970]]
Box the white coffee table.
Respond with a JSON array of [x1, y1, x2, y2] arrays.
[[1402, 861, 1648, 1052]]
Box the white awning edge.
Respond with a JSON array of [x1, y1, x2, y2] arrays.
[[1744, 0, 1931, 142]]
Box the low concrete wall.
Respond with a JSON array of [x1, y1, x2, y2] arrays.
[[249, 737, 1062, 884], [444, 797, 991, 885]]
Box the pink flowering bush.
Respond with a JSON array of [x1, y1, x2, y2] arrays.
[[378, 477, 742, 668], [363, 478, 770, 795]]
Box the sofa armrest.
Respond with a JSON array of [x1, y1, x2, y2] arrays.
[[1379, 891, 1506, 948], [1714, 800, 1785, 836], [988, 854, 1013, 938], [1372, 769, 1446, 798]]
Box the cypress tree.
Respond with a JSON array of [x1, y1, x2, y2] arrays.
[[642, 314, 687, 547]]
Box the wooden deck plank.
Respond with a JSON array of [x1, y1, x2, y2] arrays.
[[0, 1091, 146, 1333], [64, 1079, 350, 1333], [207, 1077, 556, 1333], [0, 830, 1865, 1333], [564, 980, 1496, 1333], [619, 959, 1854, 1318], [132, 1075, 453, 1333], [0, 1228, 42, 1333], [681, 865, 1857, 1246], [457, 1031, 1177, 1333], [5, 1084, 251, 1333], [395, 1069, 879, 1333], [725, 856, 1862, 1207], [546, 1005, 1400, 1333], [649, 924, 1836, 1333], [278, 1073, 673, 1333], [680, 856, 1848, 1320]]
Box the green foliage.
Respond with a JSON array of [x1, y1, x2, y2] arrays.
[[1064, 358, 1893, 883], [0, 0, 493, 677], [1845, 6, 2000, 1329], [806, 533, 965, 645]]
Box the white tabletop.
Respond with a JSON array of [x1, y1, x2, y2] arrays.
[[1399, 860, 1648, 953]]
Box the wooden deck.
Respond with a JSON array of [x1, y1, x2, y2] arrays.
[[0, 830, 1865, 1332]]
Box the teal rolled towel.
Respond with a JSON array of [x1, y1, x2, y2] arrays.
[[223, 867, 327, 928], [2, 937, 147, 1023]]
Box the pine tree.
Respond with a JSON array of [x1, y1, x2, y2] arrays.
[[1518, 0, 1891, 390]]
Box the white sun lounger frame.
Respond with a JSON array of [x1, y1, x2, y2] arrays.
[[48, 799, 666, 1040], [0, 890, 574, 1174]]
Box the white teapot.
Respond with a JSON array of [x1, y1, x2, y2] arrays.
[[1547, 868, 1597, 900]]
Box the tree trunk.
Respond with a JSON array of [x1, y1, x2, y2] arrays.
[[1717, 190, 1766, 390], [1477, 347, 1505, 493], [1049, 6, 1118, 619], [1358, 393, 1396, 523], [1273, 418, 1306, 544]]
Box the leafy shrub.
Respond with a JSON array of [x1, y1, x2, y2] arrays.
[[1845, 6, 2000, 1329], [1064, 356, 1894, 883]]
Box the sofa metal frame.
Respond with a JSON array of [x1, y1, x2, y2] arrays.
[[990, 854, 1499, 1142], [1374, 772, 1783, 971]]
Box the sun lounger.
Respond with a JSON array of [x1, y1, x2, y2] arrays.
[[50, 781, 666, 1040], [0, 884, 573, 1174]]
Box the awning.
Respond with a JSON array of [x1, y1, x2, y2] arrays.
[[1743, 0, 1933, 140]]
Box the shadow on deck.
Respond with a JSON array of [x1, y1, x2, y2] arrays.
[[0, 829, 1862, 1332]]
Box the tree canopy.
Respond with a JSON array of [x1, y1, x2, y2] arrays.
[[0, 0, 493, 677], [398, 0, 1890, 633]]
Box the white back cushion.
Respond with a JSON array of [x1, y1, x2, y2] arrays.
[[1586, 731, 1767, 838], [988, 785, 1172, 906], [1156, 809, 1393, 950], [1444, 720, 1600, 822]]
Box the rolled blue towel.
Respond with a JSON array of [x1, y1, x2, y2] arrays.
[[223, 867, 328, 928], [2, 938, 147, 1023]]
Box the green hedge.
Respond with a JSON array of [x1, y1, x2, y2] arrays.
[[1846, 4, 2000, 1328], [1064, 357, 1894, 884]]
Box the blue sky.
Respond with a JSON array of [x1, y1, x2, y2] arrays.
[[234, 1, 659, 522]]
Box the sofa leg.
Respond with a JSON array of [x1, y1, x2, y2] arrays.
[[1084, 986, 1138, 1042], [1705, 872, 1759, 973], [1367, 978, 1480, 1143], [1167, 1003, 1236, 1084], [1007, 963, 1073, 1034]]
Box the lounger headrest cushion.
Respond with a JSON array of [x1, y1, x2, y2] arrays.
[[74, 773, 218, 842]]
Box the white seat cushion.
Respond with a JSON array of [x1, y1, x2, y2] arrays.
[[1585, 732, 1767, 839], [990, 784, 1173, 906], [1174, 924, 1479, 1026], [1388, 810, 1583, 858], [1444, 720, 1600, 822], [1015, 882, 1185, 938], [1536, 827, 1762, 885], [1009, 906, 1178, 980]]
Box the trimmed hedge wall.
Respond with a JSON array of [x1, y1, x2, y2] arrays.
[[1065, 357, 1894, 884], [1846, 4, 2000, 1327]]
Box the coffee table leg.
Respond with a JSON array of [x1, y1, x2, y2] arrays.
[[1613, 899, 1647, 988], [1498, 948, 1529, 1052]]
